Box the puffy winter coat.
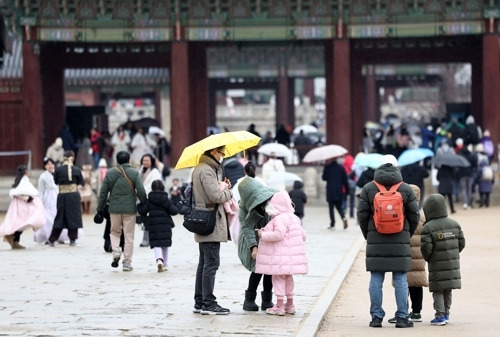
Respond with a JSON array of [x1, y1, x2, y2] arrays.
[[421, 194, 465, 292], [138, 191, 179, 248], [357, 164, 420, 272], [407, 185, 428, 288], [191, 154, 232, 243], [237, 177, 276, 272], [255, 191, 308, 275]]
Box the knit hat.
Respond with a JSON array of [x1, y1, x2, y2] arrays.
[[237, 176, 276, 221], [98, 158, 108, 168], [456, 138, 464, 146], [380, 154, 398, 167]]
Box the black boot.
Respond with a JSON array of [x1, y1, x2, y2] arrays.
[[260, 291, 274, 311], [243, 290, 259, 311]]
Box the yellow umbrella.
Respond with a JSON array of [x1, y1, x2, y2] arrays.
[[175, 131, 261, 169]]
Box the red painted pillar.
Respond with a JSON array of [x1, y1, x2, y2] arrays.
[[325, 39, 352, 152], [170, 42, 193, 165], [482, 34, 500, 161], [351, 58, 364, 154], [189, 42, 208, 135], [277, 76, 294, 131], [22, 42, 44, 169], [364, 65, 377, 123]]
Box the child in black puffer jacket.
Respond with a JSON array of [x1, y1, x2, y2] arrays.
[[138, 179, 180, 272]]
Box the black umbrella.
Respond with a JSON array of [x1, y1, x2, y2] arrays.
[[433, 154, 470, 168], [133, 117, 160, 129]]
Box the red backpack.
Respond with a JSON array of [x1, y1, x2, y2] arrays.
[[372, 181, 404, 234]]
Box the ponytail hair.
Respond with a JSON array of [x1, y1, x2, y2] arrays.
[[12, 165, 28, 188]]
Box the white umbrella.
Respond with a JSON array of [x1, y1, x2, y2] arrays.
[[148, 126, 165, 137], [257, 143, 292, 157], [302, 144, 348, 163], [266, 172, 302, 190], [293, 124, 318, 134]]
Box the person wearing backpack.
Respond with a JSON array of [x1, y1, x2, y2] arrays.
[[475, 157, 494, 207], [357, 154, 420, 329]]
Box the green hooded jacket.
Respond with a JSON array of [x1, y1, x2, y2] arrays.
[[237, 177, 276, 272], [421, 194, 465, 292]]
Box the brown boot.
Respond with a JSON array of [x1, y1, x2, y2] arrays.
[[4, 234, 14, 248], [12, 241, 25, 249]]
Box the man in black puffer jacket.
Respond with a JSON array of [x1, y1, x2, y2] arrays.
[[357, 154, 420, 329]]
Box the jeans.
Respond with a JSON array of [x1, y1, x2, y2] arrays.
[[369, 271, 408, 319], [194, 242, 220, 307]]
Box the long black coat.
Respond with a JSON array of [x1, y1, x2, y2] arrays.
[[138, 191, 179, 248], [437, 165, 455, 195], [357, 164, 420, 272], [322, 161, 348, 202], [53, 164, 84, 230]]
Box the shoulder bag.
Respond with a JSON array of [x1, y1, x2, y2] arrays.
[[182, 189, 217, 236]]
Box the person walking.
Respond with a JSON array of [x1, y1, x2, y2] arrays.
[[322, 158, 349, 229], [96, 151, 147, 272], [237, 176, 276, 312], [45, 137, 64, 167], [48, 151, 85, 247], [387, 184, 428, 324], [400, 162, 429, 207], [255, 190, 308, 316], [138, 153, 162, 247], [421, 193, 466, 326], [191, 146, 233, 315], [436, 165, 456, 214], [0, 165, 45, 249], [288, 180, 307, 220], [137, 179, 180, 273], [357, 154, 420, 328], [34, 157, 59, 244]]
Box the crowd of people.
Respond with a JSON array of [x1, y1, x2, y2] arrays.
[[0, 115, 487, 326]]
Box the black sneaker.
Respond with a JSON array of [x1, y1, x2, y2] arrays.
[[395, 316, 414, 328], [200, 303, 230, 315], [387, 316, 397, 323], [369, 316, 382, 328], [193, 304, 202, 313]]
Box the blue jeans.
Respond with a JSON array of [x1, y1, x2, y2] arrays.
[[369, 271, 408, 319], [194, 242, 220, 307]]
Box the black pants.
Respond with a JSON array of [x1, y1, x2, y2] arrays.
[[194, 242, 220, 307], [409, 286, 423, 313], [13, 231, 22, 242], [247, 272, 272, 293], [328, 200, 345, 226], [440, 193, 455, 213], [49, 228, 78, 242]]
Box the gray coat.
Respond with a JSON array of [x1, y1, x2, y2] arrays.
[[357, 164, 420, 272], [421, 194, 465, 292], [191, 154, 232, 243]]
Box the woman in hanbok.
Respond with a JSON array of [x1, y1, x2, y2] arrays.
[[0, 165, 45, 249], [34, 157, 58, 244]]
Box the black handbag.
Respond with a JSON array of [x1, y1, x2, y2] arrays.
[[182, 191, 217, 235]]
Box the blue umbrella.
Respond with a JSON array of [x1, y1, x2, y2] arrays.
[[354, 153, 384, 169], [398, 148, 434, 167]]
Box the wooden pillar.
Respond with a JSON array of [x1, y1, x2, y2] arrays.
[[40, 43, 65, 153], [482, 34, 500, 161], [351, 59, 364, 154], [190, 42, 209, 134], [325, 39, 352, 151], [170, 42, 193, 165], [22, 42, 44, 169], [277, 76, 294, 131]]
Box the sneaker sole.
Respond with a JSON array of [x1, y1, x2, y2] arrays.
[[111, 257, 120, 268], [200, 311, 229, 315], [430, 321, 446, 326]]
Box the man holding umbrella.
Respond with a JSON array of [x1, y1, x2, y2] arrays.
[[192, 146, 234, 315]]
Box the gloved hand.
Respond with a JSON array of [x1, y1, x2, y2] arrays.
[[94, 212, 104, 224], [27, 196, 34, 203]]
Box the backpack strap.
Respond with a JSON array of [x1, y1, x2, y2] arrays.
[[373, 181, 403, 193]]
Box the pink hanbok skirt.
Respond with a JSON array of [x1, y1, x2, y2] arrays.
[[0, 197, 45, 238]]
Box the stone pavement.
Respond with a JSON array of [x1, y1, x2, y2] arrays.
[[317, 205, 500, 337], [0, 204, 363, 337]]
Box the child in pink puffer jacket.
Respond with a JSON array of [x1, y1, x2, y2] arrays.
[[256, 190, 308, 316]]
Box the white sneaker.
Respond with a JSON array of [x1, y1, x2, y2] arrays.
[[463, 203, 468, 210]]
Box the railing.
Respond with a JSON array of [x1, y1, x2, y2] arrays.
[[0, 150, 32, 171]]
